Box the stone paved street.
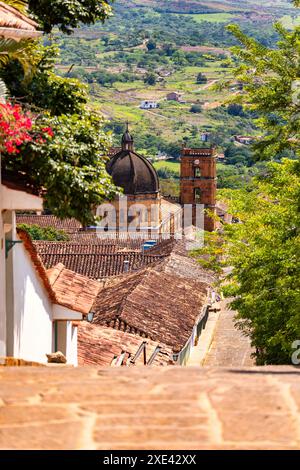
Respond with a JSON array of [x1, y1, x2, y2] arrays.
[[204, 299, 255, 367], [0, 366, 300, 450]]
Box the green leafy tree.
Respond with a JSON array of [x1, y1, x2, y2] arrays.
[[146, 40, 157, 51], [1, 42, 119, 224], [210, 0, 300, 364], [4, 113, 118, 225], [220, 160, 300, 364], [227, 21, 300, 160], [1, 42, 88, 115], [17, 223, 69, 241], [190, 104, 202, 114], [28, 0, 114, 34], [144, 72, 156, 86], [196, 72, 207, 84]]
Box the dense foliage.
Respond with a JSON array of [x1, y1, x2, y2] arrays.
[[17, 223, 69, 241], [221, 161, 300, 364], [0, 41, 118, 224], [212, 7, 300, 364], [28, 0, 114, 34], [228, 22, 300, 160]]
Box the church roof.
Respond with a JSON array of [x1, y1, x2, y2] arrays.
[[107, 125, 159, 195], [107, 149, 159, 195]]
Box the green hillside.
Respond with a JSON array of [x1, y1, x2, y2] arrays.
[[55, 0, 297, 190]]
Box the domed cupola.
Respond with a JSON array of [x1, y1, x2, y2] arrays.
[[107, 124, 159, 196]]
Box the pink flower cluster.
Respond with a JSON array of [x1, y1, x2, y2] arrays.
[[0, 103, 54, 155]]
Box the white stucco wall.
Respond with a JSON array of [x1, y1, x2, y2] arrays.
[[0, 210, 6, 358], [54, 307, 81, 366], [66, 322, 78, 367], [11, 237, 53, 363], [56, 320, 78, 366], [53, 305, 82, 321], [2, 185, 42, 211], [0, 183, 43, 359]]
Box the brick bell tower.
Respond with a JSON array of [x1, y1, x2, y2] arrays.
[[180, 146, 217, 232]]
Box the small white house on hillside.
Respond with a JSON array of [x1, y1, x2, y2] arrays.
[[140, 100, 159, 110]]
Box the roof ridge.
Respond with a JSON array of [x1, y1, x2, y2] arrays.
[[46, 262, 65, 286], [17, 229, 57, 304], [0, 1, 39, 28], [116, 268, 150, 318]]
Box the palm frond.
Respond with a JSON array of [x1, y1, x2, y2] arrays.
[[2, 1, 28, 15], [0, 78, 8, 102], [0, 38, 33, 78]]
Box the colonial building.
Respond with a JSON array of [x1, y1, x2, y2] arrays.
[[180, 147, 217, 232], [105, 125, 217, 235], [105, 125, 182, 236]]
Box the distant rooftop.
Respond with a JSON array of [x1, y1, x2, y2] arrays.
[[92, 266, 209, 353]]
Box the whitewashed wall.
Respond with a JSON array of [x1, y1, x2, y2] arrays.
[[10, 236, 53, 364], [0, 208, 6, 358], [68, 323, 78, 367], [0, 184, 43, 359]]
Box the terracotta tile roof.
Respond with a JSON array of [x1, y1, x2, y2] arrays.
[[17, 229, 101, 315], [0, 1, 41, 39], [92, 267, 209, 353], [34, 242, 121, 255], [34, 242, 165, 279], [161, 251, 217, 285], [16, 214, 82, 233], [69, 232, 154, 250], [47, 263, 101, 315], [78, 323, 173, 367]]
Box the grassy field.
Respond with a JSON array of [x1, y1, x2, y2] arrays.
[[185, 13, 237, 23], [88, 55, 235, 149], [154, 161, 180, 172]]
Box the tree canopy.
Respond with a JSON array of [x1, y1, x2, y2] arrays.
[[0, 41, 119, 225], [227, 22, 300, 161], [207, 5, 300, 364], [28, 0, 114, 34], [221, 160, 300, 364]]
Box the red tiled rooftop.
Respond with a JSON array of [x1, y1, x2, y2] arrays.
[[0, 1, 41, 39], [47, 264, 101, 315], [78, 323, 173, 367], [16, 214, 82, 233], [34, 242, 165, 279], [0, 2, 37, 29], [92, 267, 209, 353], [17, 230, 101, 315]]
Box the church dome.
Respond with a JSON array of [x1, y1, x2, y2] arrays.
[[107, 125, 159, 195]]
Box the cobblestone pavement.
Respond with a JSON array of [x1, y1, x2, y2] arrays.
[[0, 366, 300, 450], [204, 299, 255, 367]]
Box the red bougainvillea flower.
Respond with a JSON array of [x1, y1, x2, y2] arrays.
[[0, 102, 54, 156], [41, 127, 54, 138]]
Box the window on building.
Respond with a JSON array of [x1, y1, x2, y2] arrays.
[[194, 167, 201, 178], [194, 188, 202, 204]]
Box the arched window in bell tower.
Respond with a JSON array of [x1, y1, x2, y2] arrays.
[[194, 167, 201, 178], [194, 188, 202, 204]]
